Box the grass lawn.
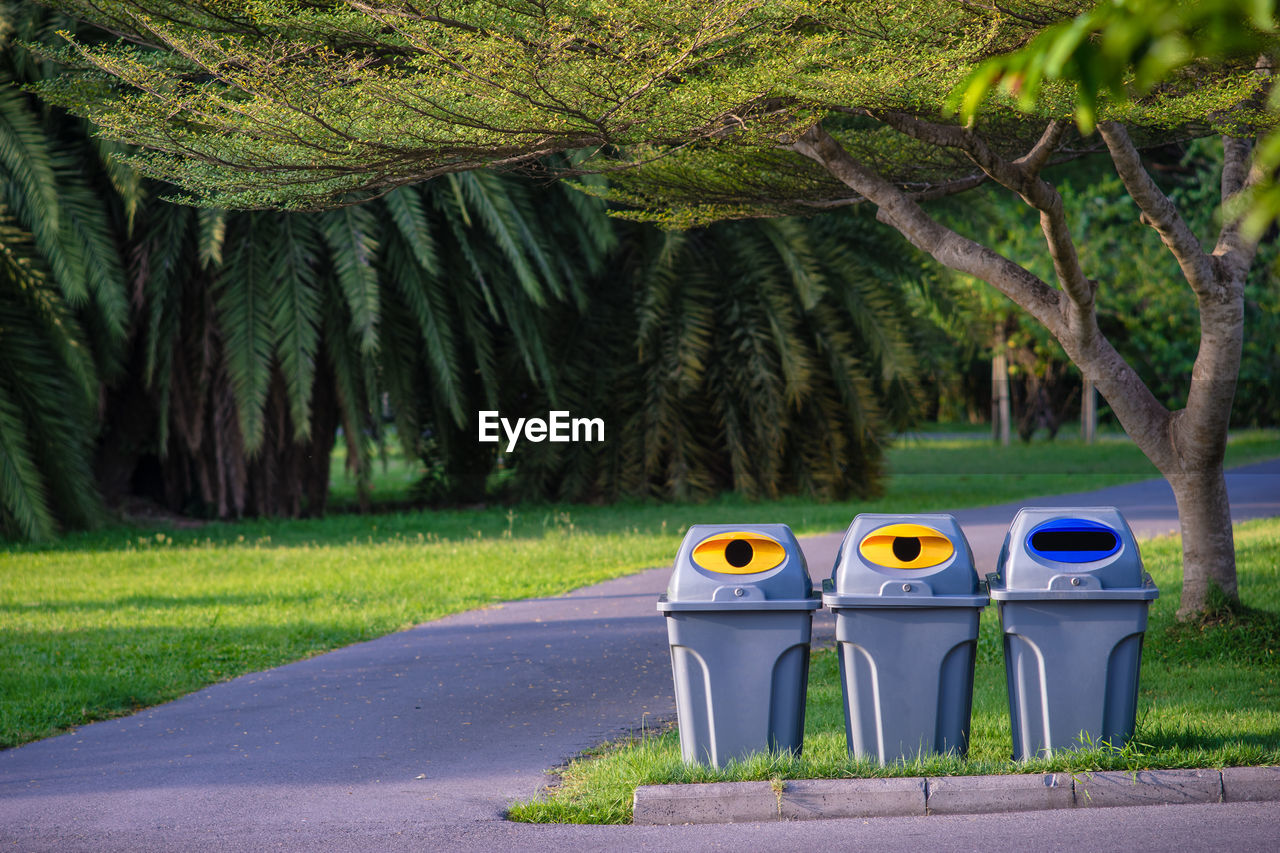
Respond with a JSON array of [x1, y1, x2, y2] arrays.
[[2, 431, 1278, 751], [507, 517, 1280, 824]]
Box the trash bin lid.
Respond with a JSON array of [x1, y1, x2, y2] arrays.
[[990, 507, 1158, 600], [823, 513, 988, 608], [658, 524, 820, 611]]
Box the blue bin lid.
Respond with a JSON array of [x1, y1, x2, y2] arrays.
[[990, 507, 1158, 601], [658, 524, 819, 611]]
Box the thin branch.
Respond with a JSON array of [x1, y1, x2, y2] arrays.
[[1013, 119, 1068, 175], [872, 112, 1094, 330], [790, 123, 1065, 335], [1214, 135, 1267, 271], [795, 122, 1180, 469], [1098, 121, 1217, 295]]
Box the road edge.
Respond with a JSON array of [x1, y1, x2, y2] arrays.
[[631, 766, 1280, 824]]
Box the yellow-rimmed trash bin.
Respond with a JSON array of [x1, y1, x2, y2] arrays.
[[823, 513, 988, 764], [658, 524, 820, 767]]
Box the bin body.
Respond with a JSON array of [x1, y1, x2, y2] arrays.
[[823, 514, 988, 764], [991, 507, 1158, 759], [658, 524, 819, 767], [665, 610, 812, 764]]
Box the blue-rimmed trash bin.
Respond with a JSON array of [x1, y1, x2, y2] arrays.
[[658, 524, 821, 767], [822, 513, 988, 764], [989, 506, 1158, 759]]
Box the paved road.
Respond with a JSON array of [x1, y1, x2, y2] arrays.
[[3, 459, 1278, 852]]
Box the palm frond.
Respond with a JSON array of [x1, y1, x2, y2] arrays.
[[50, 145, 129, 349], [0, 382, 53, 540], [216, 213, 276, 454], [379, 226, 465, 424], [323, 288, 374, 506], [0, 207, 96, 400], [197, 208, 227, 269], [0, 77, 76, 294], [0, 224, 100, 537], [382, 186, 439, 275], [319, 205, 380, 354], [451, 171, 553, 304], [92, 136, 144, 233], [269, 214, 322, 439]]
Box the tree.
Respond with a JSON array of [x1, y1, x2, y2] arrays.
[[922, 144, 1280, 440], [2, 4, 621, 527], [34, 1, 1277, 618], [955, 0, 1280, 236], [114, 168, 616, 518], [0, 2, 130, 539], [510, 209, 925, 502]]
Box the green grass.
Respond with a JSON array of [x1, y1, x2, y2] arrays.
[[506, 517, 1280, 825], [2, 431, 1278, 751], [325, 427, 1280, 511]]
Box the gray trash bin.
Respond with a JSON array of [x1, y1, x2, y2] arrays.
[[658, 524, 821, 767], [989, 507, 1159, 759], [822, 514, 988, 764]]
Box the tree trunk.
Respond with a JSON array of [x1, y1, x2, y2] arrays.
[[1169, 468, 1238, 618], [1082, 378, 1096, 444], [992, 328, 1011, 446], [789, 119, 1261, 620]]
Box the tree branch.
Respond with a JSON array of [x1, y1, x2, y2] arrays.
[[793, 121, 1178, 473], [1098, 121, 1217, 295], [1097, 125, 1249, 476], [872, 113, 1095, 335], [1214, 135, 1266, 273], [790, 123, 1064, 335], [1013, 119, 1069, 175], [1173, 134, 1261, 472]]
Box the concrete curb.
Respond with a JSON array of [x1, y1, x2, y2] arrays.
[[631, 766, 1280, 825]]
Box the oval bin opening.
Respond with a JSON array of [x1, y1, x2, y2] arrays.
[[691, 531, 786, 574], [858, 523, 954, 569], [891, 537, 922, 562], [1026, 519, 1121, 563], [724, 539, 754, 568]]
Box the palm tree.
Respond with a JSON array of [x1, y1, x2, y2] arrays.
[[0, 4, 131, 538], [111, 169, 616, 517], [507, 210, 927, 502], [6, 4, 928, 531], [3, 4, 618, 528]]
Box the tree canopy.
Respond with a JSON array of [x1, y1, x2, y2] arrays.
[[35, 1, 1271, 210], [4, 3, 940, 536]]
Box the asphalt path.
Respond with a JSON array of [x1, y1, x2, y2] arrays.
[[3, 459, 1279, 851]]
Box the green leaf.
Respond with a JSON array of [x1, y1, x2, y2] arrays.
[[0, 382, 54, 540], [216, 213, 276, 453], [320, 206, 380, 354], [269, 215, 322, 439], [383, 186, 439, 275]]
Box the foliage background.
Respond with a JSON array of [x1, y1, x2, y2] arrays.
[[2, 4, 1278, 541]]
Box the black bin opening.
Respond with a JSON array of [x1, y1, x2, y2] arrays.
[[1030, 530, 1117, 553], [724, 538, 754, 568], [891, 536, 922, 562]]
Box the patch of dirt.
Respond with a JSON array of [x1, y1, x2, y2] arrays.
[[115, 497, 208, 530]]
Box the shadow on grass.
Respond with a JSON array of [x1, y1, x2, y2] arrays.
[[1140, 726, 1280, 754], [1149, 600, 1280, 667], [0, 592, 327, 614]]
